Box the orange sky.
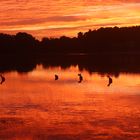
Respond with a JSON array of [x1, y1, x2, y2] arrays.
[[0, 0, 140, 38]]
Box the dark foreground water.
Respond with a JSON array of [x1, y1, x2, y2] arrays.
[[0, 65, 140, 140]]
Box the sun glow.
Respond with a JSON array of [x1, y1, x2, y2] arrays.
[[0, 1, 140, 38]]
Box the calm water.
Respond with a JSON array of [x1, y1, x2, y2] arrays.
[[0, 65, 140, 140]]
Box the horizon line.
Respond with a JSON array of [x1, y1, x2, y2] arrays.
[[0, 25, 140, 40]]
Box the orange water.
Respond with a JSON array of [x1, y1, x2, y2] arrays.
[[0, 65, 140, 139]]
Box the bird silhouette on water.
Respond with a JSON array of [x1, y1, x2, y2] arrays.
[[78, 74, 83, 83], [55, 74, 59, 80], [107, 75, 112, 86], [0, 75, 5, 84]]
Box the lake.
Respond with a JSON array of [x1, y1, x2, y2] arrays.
[[0, 65, 140, 140]]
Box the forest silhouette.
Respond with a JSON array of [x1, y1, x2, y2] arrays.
[[0, 26, 140, 54], [0, 26, 140, 74]]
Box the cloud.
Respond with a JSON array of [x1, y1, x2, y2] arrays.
[[0, 15, 88, 27], [46, 15, 88, 22], [0, 0, 140, 38]]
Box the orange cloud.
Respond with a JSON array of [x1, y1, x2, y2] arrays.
[[0, 0, 140, 38]]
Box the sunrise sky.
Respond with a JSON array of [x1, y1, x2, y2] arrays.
[[0, 0, 140, 38]]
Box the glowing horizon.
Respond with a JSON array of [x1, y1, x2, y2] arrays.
[[0, 0, 140, 38]]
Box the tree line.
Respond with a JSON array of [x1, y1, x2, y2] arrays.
[[0, 26, 140, 55]]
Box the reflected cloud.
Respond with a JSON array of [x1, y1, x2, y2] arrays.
[[0, 62, 140, 139]]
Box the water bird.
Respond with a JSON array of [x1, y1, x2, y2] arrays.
[[55, 74, 59, 80], [78, 73, 83, 83], [107, 75, 112, 86], [0, 75, 5, 84]]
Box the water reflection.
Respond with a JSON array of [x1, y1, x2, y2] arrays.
[[0, 66, 140, 139], [0, 54, 140, 76]]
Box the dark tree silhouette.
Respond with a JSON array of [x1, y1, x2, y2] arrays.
[[0, 26, 140, 54], [0, 26, 140, 74]]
